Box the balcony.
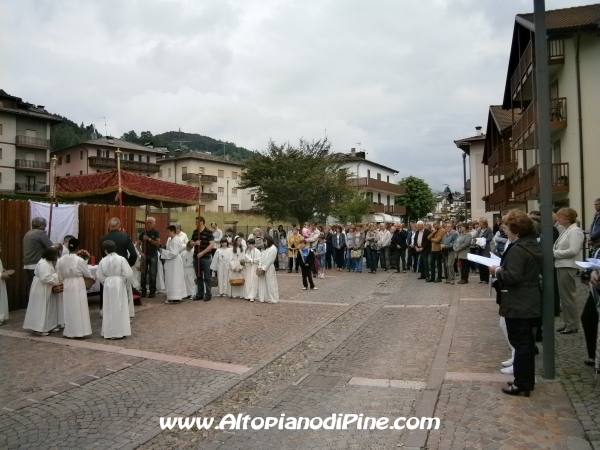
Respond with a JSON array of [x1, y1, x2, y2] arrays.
[[488, 141, 514, 176], [15, 159, 50, 172], [351, 177, 405, 195], [511, 40, 564, 98], [200, 192, 218, 201], [181, 173, 218, 183], [513, 98, 567, 148], [484, 179, 526, 212], [88, 156, 160, 173], [385, 205, 406, 215], [512, 163, 569, 201], [15, 183, 49, 194], [15, 135, 50, 149]]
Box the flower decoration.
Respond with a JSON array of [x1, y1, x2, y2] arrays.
[[76, 249, 91, 261]]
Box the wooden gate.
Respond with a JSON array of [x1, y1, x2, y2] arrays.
[[0, 200, 137, 311]]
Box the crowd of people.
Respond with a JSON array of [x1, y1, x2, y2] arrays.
[[2, 201, 599, 392]]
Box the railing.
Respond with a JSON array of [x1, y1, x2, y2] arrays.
[[181, 173, 218, 183], [485, 179, 526, 212], [488, 141, 513, 174], [511, 40, 564, 96], [88, 156, 160, 173], [513, 97, 567, 145], [15, 183, 49, 193], [385, 205, 406, 215], [15, 135, 50, 148], [351, 177, 405, 195], [550, 97, 567, 123], [513, 102, 536, 145], [15, 159, 50, 170], [513, 163, 569, 201], [201, 193, 218, 201]]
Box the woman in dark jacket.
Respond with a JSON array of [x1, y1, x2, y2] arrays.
[[490, 209, 542, 397]]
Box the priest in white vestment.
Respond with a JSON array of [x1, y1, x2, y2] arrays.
[[161, 226, 185, 303], [23, 247, 62, 334], [96, 240, 133, 339], [258, 235, 279, 303], [0, 242, 11, 325], [210, 238, 232, 297], [55, 238, 93, 338], [243, 239, 261, 302]]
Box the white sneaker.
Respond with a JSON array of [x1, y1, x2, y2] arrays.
[[311, 287, 318, 290], [501, 365, 513, 375], [501, 358, 514, 367], [302, 287, 307, 290]]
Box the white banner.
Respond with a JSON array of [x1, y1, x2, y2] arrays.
[[29, 201, 79, 244]]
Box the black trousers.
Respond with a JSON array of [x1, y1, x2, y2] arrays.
[[407, 248, 417, 272], [301, 267, 315, 288], [326, 245, 333, 269], [479, 263, 490, 282], [581, 293, 599, 360], [429, 251, 442, 280], [419, 250, 430, 279], [459, 258, 469, 281], [395, 248, 406, 270], [505, 317, 536, 390]]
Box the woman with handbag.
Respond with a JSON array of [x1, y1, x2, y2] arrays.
[[490, 210, 542, 397], [257, 235, 279, 303], [229, 237, 246, 299]]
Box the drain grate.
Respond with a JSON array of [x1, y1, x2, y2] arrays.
[[299, 374, 343, 389]]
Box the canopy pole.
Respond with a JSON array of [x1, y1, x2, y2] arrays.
[[115, 148, 124, 230], [48, 155, 58, 239], [197, 167, 203, 277]]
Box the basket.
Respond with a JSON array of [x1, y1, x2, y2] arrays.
[[229, 278, 245, 286], [83, 277, 96, 289]]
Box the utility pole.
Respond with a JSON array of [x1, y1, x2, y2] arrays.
[[534, 0, 555, 379]]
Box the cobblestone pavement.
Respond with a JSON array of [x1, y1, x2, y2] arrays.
[[2, 268, 599, 449]]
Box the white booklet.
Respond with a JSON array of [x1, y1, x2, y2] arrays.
[[467, 253, 499, 267], [576, 258, 600, 270]]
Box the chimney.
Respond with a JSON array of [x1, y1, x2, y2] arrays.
[[350, 148, 356, 156], [475, 126, 482, 136]]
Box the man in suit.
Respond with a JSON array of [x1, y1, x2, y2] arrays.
[[99, 217, 138, 309], [414, 221, 431, 280]]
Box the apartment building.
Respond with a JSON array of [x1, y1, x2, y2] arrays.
[[155, 152, 255, 212], [482, 4, 600, 228], [51, 137, 163, 177], [0, 89, 62, 196], [339, 148, 406, 216]]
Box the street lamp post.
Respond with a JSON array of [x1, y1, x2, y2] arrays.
[[462, 152, 468, 221]]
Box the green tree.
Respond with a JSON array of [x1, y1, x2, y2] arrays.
[[121, 130, 140, 144], [333, 191, 371, 223], [238, 138, 353, 224], [395, 176, 436, 220]]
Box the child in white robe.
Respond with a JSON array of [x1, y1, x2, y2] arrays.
[[182, 246, 196, 299], [55, 238, 93, 338], [96, 240, 133, 339], [243, 239, 261, 302], [23, 247, 62, 335], [161, 226, 185, 303], [258, 235, 280, 304], [229, 237, 246, 298], [210, 238, 232, 297], [0, 241, 12, 325]]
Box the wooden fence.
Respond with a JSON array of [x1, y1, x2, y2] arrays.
[[0, 200, 137, 312]]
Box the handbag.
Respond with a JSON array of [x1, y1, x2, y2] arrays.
[[351, 249, 362, 259], [256, 268, 265, 276], [211, 276, 218, 287]]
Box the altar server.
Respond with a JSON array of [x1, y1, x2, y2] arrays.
[[210, 238, 232, 297], [161, 226, 185, 303], [229, 237, 246, 298], [23, 247, 61, 334], [243, 239, 261, 302], [258, 235, 279, 303]]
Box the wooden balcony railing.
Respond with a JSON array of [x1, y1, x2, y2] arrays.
[[511, 40, 564, 96], [488, 141, 514, 175], [181, 173, 218, 183], [15, 183, 49, 194], [385, 205, 406, 215], [513, 163, 569, 201], [201, 193, 218, 201], [549, 97, 567, 123], [351, 177, 405, 195], [88, 156, 160, 173], [513, 98, 568, 146], [485, 179, 526, 212], [15, 159, 50, 171], [15, 135, 50, 149]]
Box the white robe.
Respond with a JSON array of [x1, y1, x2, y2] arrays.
[[23, 259, 60, 333], [97, 253, 132, 339], [182, 248, 196, 297], [229, 249, 246, 298], [56, 254, 93, 337], [210, 247, 232, 296], [161, 237, 185, 300], [258, 245, 279, 303], [0, 258, 9, 323], [243, 248, 261, 300]]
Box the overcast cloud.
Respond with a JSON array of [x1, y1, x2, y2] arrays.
[[0, 0, 591, 191]]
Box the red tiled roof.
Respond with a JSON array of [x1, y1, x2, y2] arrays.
[[518, 4, 600, 31]]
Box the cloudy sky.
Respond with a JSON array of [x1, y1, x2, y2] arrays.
[[1, 0, 591, 191]]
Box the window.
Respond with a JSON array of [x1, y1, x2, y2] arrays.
[[218, 206, 224, 212], [0, 148, 2, 159], [80, 150, 83, 160], [377, 193, 381, 203], [97, 149, 110, 158], [138, 154, 149, 163], [377, 173, 381, 180], [250, 194, 255, 201], [218, 170, 224, 178], [79, 170, 83, 175], [387, 175, 390, 182], [218, 187, 224, 195], [198, 166, 205, 175], [231, 204, 239, 212], [66, 154, 71, 163], [58, 156, 62, 165], [367, 169, 371, 178], [0, 124, 3, 135], [231, 188, 238, 196], [158, 170, 163, 178], [552, 140, 561, 163], [232, 171, 238, 179], [65, 173, 70, 176], [0, 172, 2, 183], [25, 129, 36, 138], [167, 168, 171, 177], [181, 167, 187, 175]]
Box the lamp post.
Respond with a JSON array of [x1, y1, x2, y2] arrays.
[[115, 148, 124, 228], [462, 152, 468, 221], [226, 178, 230, 213], [47, 155, 58, 238]]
